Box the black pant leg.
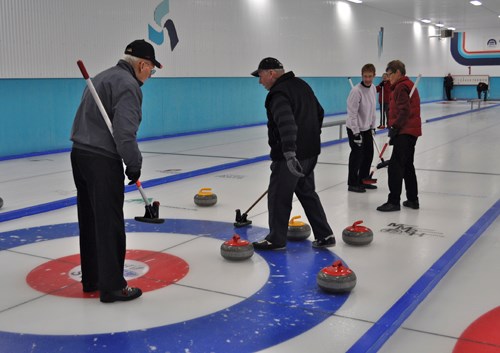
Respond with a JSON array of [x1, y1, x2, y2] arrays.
[[359, 130, 374, 180], [387, 135, 417, 205], [71, 151, 99, 287], [347, 128, 363, 186], [403, 137, 418, 202], [71, 148, 127, 292], [267, 160, 298, 246], [294, 157, 333, 240], [445, 87, 451, 100]]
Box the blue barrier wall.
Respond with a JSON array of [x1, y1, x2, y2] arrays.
[[450, 77, 499, 100], [0, 76, 492, 159]]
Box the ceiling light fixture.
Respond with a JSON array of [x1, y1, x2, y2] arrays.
[[435, 23, 445, 27], [421, 19, 431, 23], [448, 27, 456, 30], [469, 1, 482, 6], [347, 0, 363, 3]]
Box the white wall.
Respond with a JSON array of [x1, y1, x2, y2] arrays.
[[1, 0, 499, 79]]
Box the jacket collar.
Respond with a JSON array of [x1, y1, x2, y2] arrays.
[[117, 60, 143, 87], [271, 71, 295, 90], [391, 75, 409, 90]]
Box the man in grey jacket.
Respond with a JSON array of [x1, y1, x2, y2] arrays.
[[70, 39, 161, 303]]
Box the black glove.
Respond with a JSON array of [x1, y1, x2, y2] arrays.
[[388, 127, 399, 145], [125, 167, 141, 185], [353, 133, 362, 147], [377, 159, 391, 169], [379, 81, 385, 87], [283, 151, 305, 178]]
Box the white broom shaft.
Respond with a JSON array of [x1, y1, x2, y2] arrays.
[[136, 181, 151, 206], [409, 74, 422, 98], [77, 60, 114, 135]]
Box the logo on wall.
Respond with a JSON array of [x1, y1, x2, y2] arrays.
[[487, 39, 497, 48], [148, 0, 179, 51], [450, 32, 500, 66]]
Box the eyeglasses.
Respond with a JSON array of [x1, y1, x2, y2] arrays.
[[143, 61, 156, 75]]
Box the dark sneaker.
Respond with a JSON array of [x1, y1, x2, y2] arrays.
[[348, 185, 366, 193], [403, 200, 420, 209], [100, 286, 142, 303], [82, 283, 98, 293], [362, 184, 377, 190], [312, 235, 336, 248], [252, 239, 286, 250], [376, 202, 400, 212]]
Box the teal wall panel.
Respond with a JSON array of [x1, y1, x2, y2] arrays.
[[0, 76, 492, 158]]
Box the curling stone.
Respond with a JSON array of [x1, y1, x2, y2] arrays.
[[194, 188, 217, 207], [0, 197, 3, 209], [342, 220, 373, 246], [317, 260, 357, 293], [220, 234, 254, 261], [287, 215, 311, 241]]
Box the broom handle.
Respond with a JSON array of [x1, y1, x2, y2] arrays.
[[77, 60, 114, 135], [409, 74, 422, 98], [76, 60, 151, 207], [244, 190, 268, 214]]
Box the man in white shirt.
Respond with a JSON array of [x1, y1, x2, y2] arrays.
[[346, 63, 378, 193]]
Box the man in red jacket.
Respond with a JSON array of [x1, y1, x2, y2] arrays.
[[377, 60, 421, 212]]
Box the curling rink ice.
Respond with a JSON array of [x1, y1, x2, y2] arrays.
[[0, 100, 499, 353]]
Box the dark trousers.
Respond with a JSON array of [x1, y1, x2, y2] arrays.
[[71, 148, 127, 292], [379, 103, 389, 126], [387, 134, 418, 205], [445, 87, 452, 100], [266, 156, 333, 246], [478, 90, 487, 101], [347, 128, 374, 186]]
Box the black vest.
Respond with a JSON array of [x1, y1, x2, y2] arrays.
[[265, 71, 324, 161]]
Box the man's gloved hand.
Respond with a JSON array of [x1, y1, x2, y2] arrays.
[[378, 81, 385, 87], [388, 126, 399, 145], [353, 133, 362, 146], [125, 167, 141, 185], [283, 151, 305, 178]]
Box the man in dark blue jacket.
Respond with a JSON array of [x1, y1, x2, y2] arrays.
[[71, 40, 161, 302], [251, 58, 335, 250]]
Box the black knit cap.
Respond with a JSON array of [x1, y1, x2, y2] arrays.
[[125, 39, 162, 68], [251, 57, 284, 77]]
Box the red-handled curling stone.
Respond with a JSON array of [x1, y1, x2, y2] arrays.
[[220, 234, 254, 261], [317, 260, 357, 293], [194, 187, 217, 207], [342, 220, 373, 246], [287, 215, 311, 241]]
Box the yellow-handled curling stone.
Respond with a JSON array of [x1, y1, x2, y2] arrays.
[[194, 188, 217, 207]]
